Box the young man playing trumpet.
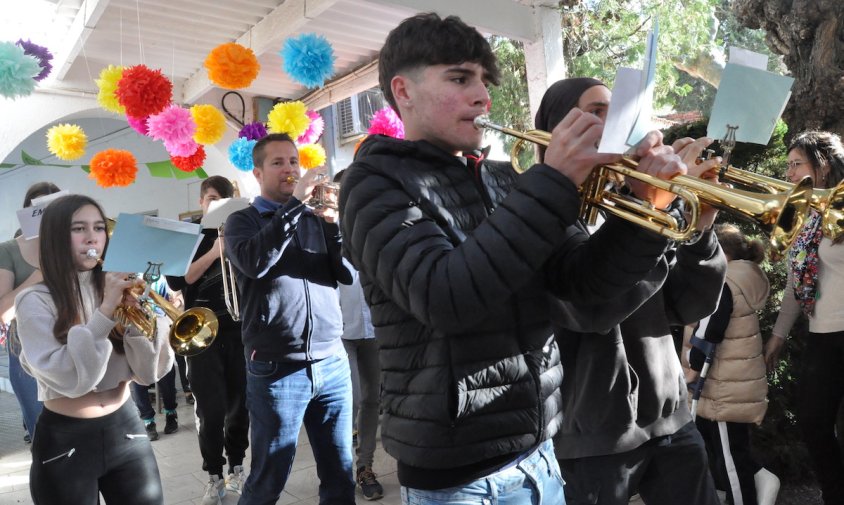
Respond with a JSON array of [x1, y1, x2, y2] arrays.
[[339, 13, 702, 504], [166, 176, 249, 505]]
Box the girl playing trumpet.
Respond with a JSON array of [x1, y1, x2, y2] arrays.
[[15, 194, 173, 505]]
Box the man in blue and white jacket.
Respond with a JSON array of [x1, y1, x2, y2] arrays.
[[224, 132, 354, 505]]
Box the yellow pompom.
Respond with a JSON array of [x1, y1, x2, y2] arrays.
[[95, 65, 126, 114], [46, 124, 87, 161], [267, 101, 309, 139], [191, 104, 226, 145], [298, 143, 326, 170]]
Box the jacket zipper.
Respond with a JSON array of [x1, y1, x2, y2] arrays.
[[469, 161, 496, 216], [42, 448, 75, 464]]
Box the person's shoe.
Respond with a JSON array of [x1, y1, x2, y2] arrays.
[[186, 392, 195, 405], [755, 467, 780, 505], [201, 475, 226, 505], [225, 465, 246, 494], [356, 466, 384, 501], [164, 413, 179, 434], [23, 433, 31, 444], [145, 421, 159, 441]]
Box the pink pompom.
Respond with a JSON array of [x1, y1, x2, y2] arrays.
[[126, 115, 149, 136], [297, 110, 325, 144], [165, 138, 200, 157], [147, 104, 196, 144], [367, 106, 404, 139]]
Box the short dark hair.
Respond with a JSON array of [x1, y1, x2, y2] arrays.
[[252, 133, 296, 169], [378, 13, 500, 112], [200, 175, 234, 198], [23, 181, 61, 208], [788, 130, 844, 189]]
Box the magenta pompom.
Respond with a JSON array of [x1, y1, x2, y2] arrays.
[[367, 106, 404, 139], [147, 104, 196, 144], [164, 138, 200, 157], [126, 115, 149, 136], [297, 110, 325, 144]]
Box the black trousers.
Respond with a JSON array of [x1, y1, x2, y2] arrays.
[[188, 323, 249, 476], [30, 400, 163, 505], [798, 332, 844, 505], [559, 421, 720, 505], [696, 417, 761, 505]]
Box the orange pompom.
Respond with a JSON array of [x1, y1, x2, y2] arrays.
[[204, 43, 260, 89], [89, 149, 138, 187]]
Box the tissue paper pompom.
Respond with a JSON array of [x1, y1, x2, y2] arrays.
[[96, 65, 126, 114], [147, 105, 195, 144], [239, 121, 267, 141], [126, 115, 149, 135], [190, 104, 226, 145], [353, 135, 367, 156], [367, 106, 404, 139], [205, 43, 260, 89], [89, 149, 137, 187], [115, 65, 173, 117], [15, 39, 52, 81], [46, 124, 87, 161], [0, 41, 40, 98], [171, 145, 206, 172], [298, 143, 326, 170], [297, 110, 324, 144], [280, 33, 335, 88], [229, 138, 256, 171], [165, 138, 199, 158], [267, 101, 309, 138]]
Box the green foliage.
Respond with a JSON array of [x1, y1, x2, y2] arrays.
[[488, 37, 533, 158]]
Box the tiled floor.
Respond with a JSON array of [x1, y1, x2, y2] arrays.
[[0, 390, 401, 505]]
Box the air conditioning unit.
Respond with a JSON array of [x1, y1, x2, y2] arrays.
[[336, 88, 386, 142]]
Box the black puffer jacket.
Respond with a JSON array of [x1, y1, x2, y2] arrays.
[[339, 135, 671, 475]]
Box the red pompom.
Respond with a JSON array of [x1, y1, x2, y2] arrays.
[[115, 65, 173, 118], [170, 145, 206, 172]]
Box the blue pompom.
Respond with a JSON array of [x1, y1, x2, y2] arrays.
[[280, 33, 335, 88], [0, 41, 40, 99], [228, 137, 257, 171]]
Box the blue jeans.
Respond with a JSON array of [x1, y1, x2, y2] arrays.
[[130, 365, 177, 420], [239, 352, 354, 505], [6, 338, 42, 438], [401, 440, 565, 505]]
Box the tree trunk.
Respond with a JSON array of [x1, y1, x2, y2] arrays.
[[733, 0, 844, 140]]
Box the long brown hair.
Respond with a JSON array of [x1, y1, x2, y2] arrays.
[[38, 195, 124, 353], [715, 223, 766, 264]]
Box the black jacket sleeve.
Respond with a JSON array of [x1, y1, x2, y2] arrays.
[[689, 283, 733, 371], [224, 200, 306, 280], [663, 228, 728, 326]]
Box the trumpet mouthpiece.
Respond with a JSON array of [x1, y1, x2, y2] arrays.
[[285, 176, 298, 184], [473, 116, 490, 130], [86, 249, 99, 259]]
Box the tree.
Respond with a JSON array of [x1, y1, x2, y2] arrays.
[[734, 0, 844, 138]]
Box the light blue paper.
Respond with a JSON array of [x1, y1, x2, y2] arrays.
[[102, 213, 202, 276], [708, 63, 794, 145]]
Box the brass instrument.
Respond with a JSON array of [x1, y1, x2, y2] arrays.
[[473, 117, 813, 253], [218, 224, 240, 321], [286, 174, 340, 211], [87, 249, 219, 356]]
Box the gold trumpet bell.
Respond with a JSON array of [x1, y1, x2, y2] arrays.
[[821, 184, 844, 239], [168, 307, 219, 357]]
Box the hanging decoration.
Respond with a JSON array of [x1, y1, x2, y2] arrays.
[[126, 115, 149, 136], [297, 110, 324, 144], [15, 39, 52, 81], [190, 104, 226, 145], [298, 143, 326, 170], [353, 135, 367, 155], [267, 101, 309, 139], [0, 41, 40, 99], [204, 43, 260, 89], [89, 149, 138, 187], [229, 137, 256, 171], [367, 106, 405, 139], [115, 64, 173, 118], [96, 65, 126, 114], [46, 124, 87, 161], [280, 33, 335, 89], [147, 104, 195, 145], [239, 121, 267, 141], [171, 145, 206, 172], [164, 138, 200, 158]]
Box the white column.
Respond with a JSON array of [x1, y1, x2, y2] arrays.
[[523, 1, 565, 122]]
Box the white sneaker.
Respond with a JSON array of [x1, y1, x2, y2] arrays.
[[201, 474, 226, 505], [754, 467, 780, 505], [226, 465, 247, 494]]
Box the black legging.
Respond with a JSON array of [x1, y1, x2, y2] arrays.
[[30, 399, 164, 505]]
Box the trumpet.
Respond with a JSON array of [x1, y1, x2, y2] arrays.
[[87, 249, 219, 356], [473, 117, 813, 253], [286, 174, 340, 211]]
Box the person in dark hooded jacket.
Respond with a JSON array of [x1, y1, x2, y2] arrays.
[[339, 13, 697, 505]]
